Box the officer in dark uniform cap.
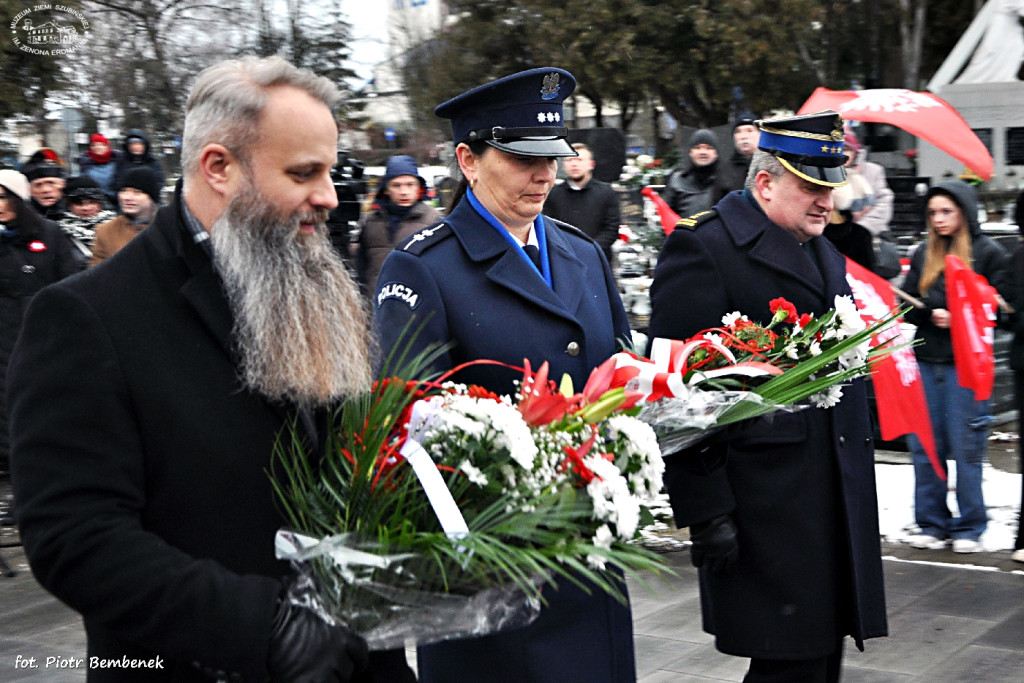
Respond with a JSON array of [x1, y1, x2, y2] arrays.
[[648, 110, 888, 683], [373, 68, 635, 683], [755, 110, 848, 186]]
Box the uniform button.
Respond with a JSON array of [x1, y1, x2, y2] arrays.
[[839, 435, 846, 445], [566, 341, 580, 357], [21, 264, 35, 274], [864, 438, 872, 446]]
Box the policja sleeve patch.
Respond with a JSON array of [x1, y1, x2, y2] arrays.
[[376, 282, 421, 309], [676, 208, 718, 231]]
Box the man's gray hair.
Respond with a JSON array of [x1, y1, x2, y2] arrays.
[[181, 56, 340, 176], [744, 149, 786, 193]]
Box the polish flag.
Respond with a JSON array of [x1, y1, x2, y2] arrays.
[[845, 258, 943, 480], [945, 255, 999, 401]]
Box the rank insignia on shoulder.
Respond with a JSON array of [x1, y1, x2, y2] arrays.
[[675, 209, 718, 231], [402, 221, 452, 255], [377, 282, 420, 309]]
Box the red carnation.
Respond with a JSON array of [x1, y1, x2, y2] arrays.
[[769, 297, 798, 324]]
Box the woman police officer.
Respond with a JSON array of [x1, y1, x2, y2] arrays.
[[373, 68, 636, 683]]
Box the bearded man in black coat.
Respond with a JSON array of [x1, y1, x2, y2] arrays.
[[647, 112, 887, 682], [8, 57, 416, 682]]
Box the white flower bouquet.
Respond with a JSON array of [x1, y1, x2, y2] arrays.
[[271, 352, 669, 649], [610, 295, 907, 452]]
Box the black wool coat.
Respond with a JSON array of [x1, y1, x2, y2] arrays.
[[0, 216, 79, 465], [543, 177, 622, 263], [8, 189, 409, 682], [647, 190, 888, 659]]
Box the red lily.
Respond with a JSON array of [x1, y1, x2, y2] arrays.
[[581, 356, 644, 410], [561, 425, 600, 484], [517, 359, 582, 426]]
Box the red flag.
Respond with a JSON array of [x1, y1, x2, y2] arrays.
[[945, 255, 999, 401], [640, 186, 681, 236], [845, 258, 944, 480], [797, 88, 993, 181]]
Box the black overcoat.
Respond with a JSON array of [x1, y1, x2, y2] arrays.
[[0, 216, 79, 465], [374, 197, 636, 682], [647, 190, 888, 659], [8, 189, 408, 681]]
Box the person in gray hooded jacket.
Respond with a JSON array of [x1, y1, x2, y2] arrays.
[[902, 180, 1010, 553]]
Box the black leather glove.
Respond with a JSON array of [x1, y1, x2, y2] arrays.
[[689, 514, 739, 573], [267, 596, 369, 683]]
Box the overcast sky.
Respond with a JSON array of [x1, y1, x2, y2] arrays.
[[342, 1, 389, 86]]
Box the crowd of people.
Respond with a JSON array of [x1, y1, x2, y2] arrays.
[[1, 53, 1022, 683]]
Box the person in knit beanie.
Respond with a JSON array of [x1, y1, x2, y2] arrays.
[[661, 128, 721, 217], [22, 151, 67, 221], [90, 167, 161, 266], [354, 155, 440, 296], [60, 176, 117, 254], [77, 133, 123, 203]]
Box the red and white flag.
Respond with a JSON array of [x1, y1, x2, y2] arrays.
[[845, 258, 943, 479], [945, 255, 999, 401]]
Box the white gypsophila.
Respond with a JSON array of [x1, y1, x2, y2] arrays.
[[585, 456, 641, 539], [813, 384, 844, 408], [721, 311, 746, 326], [459, 459, 488, 487], [606, 415, 664, 498], [833, 294, 865, 338]]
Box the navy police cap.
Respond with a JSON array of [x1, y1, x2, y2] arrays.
[[435, 67, 578, 158], [756, 110, 848, 187]]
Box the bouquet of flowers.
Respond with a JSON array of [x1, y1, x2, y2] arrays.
[[271, 348, 668, 650], [610, 295, 908, 452]]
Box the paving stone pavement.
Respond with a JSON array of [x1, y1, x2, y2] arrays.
[[2, 450, 1022, 682]]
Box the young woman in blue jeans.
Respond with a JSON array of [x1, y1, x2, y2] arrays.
[[902, 180, 1010, 553]]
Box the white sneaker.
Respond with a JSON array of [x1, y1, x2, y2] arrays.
[[1010, 548, 1024, 563], [952, 539, 983, 554], [907, 534, 946, 550]]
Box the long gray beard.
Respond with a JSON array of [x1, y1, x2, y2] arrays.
[[209, 182, 373, 408]]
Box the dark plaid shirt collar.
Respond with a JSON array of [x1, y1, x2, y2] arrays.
[[180, 199, 213, 258]]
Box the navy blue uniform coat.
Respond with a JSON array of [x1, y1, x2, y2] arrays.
[[647, 191, 888, 659], [374, 197, 636, 682]]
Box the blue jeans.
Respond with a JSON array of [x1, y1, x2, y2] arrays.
[[907, 361, 991, 541]]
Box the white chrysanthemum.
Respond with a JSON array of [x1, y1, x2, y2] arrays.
[[809, 340, 822, 356], [813, 384, 843, 408], [587, 553, 607, 570], [606, 416, 664, 497], [459, 459, 488, 487], [721, 311, 746, 326], [444, 395, 537, 471], [785, 343, 800, 360], [703, 332, 724, 346], [593, 524, 614, 550], [838, 340, 870, 370], [586, 456, 641, 539], [834, 295, 865, 338]]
